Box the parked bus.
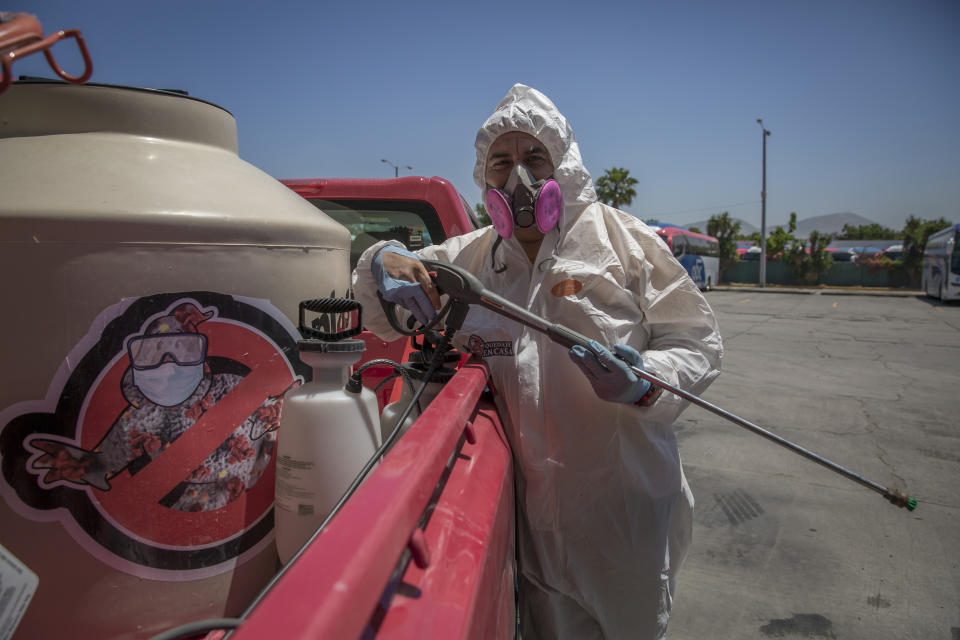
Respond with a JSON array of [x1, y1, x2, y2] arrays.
[[648, 224, 720, 290], [922, 223, 960, 301]]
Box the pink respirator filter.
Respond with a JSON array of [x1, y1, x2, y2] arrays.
[[534, 179, 562, 233], [485, 188, 516, 239]]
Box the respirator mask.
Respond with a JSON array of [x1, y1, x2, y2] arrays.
[[485, 163, 563, 239]]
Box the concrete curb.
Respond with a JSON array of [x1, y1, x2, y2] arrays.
[[710, 285, 922, 297]]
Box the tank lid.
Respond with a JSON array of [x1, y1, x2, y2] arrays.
[[12, 77, 232, 113], [298, 339, 366, 353], [0, 80, 237, 152]]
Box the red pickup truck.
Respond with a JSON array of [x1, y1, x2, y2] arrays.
[[233, 177, 518, 640]]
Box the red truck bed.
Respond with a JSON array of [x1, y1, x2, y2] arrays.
[[226, 177, 515, 638], [233, 360, 515, 639]]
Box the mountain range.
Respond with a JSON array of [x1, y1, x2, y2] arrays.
[[681, 212, 879, 238]]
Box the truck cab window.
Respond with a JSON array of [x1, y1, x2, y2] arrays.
[[306, 199, 447, 271]]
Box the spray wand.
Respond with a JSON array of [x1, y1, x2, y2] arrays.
[[417, 259, 916, 512]]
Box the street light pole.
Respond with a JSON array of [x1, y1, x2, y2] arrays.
[[381, 158, 412, 178], [756, 119, 771, 288]]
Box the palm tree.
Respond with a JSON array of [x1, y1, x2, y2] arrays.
[[595, 167, 638, 209], [707, 212, 742, 277], [474, 203, 491, 227]]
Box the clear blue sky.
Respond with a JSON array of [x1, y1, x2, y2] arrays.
[[13, 0, 960, 231]]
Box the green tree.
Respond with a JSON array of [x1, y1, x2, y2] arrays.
[[759, 213, 834, 284], [837, 223, 900, 241], [707, 211, 741, 278], [474, 203, 491, 227], [687, 226, 703, 234], [783, 230, 833, 284], [765, 212, 799, 258], [595, 167, 638, 209], [901, 215, 951, 286]]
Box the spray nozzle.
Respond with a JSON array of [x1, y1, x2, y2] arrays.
[[345, 372, 364, 394], [884, 488, 918, 511]]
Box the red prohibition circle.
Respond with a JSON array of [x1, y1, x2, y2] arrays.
[[84, 321, 294, 547]]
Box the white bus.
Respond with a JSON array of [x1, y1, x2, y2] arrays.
[[922, 223, 960, 301], [648, 224, 721, 290]]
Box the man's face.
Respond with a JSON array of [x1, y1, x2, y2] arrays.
[[485, 132, 555, 244], [484, 132, 554, 189]]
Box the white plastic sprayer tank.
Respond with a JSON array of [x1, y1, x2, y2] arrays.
[[0, 80, 350, 639], [380, 358, 458, 443], [274, 334, 381, 566]]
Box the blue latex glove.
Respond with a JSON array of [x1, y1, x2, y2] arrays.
[[568, 340, 652, 404], [371, 245, 437, 325]]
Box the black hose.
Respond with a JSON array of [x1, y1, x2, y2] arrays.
[[149, 618, 242, 640], [237, 348, 450, 622], [316, 333, 451, 533], [351, 357, 423, 417]]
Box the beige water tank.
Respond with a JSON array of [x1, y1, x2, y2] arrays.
[[0, 80, 351, 639]]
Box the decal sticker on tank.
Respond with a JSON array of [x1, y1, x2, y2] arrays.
[[0, 292, 309, 581], [0, 542, 38, 640]]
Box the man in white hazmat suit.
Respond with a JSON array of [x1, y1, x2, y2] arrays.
[[352, 84, 722, 639]]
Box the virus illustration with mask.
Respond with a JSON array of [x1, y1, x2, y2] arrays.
[[24, 301, 291, 512]]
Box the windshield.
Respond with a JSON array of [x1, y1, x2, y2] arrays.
[[306, 199, 447, 271], [460, 194, 483, 230], [952, 231, 960, 275]]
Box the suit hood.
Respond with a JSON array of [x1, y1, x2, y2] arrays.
[[473, 84, 597, 219]]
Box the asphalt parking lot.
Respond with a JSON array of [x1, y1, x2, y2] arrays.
[[668, 290, 960, 640]]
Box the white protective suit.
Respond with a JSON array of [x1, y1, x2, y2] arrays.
[[352, 84, 722, 639]]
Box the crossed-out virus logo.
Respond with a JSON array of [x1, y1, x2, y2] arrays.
[[0, 292, 309, 580], [467, 335, 484, 357]]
